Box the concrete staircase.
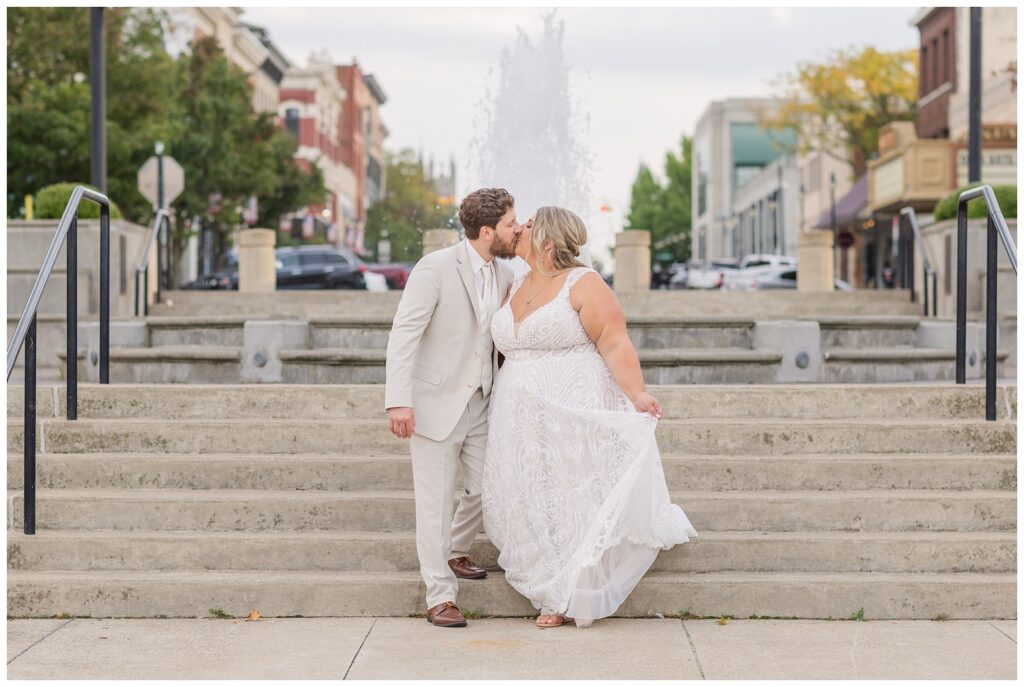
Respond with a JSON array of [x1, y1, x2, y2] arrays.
[[7, 382, 1017, 619]]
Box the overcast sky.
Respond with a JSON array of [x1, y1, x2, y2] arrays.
[[244, 6, 919, 231]]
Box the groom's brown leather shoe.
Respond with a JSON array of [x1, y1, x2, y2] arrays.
[[426, 601, 468, 627], [448, 556, 488, 579]]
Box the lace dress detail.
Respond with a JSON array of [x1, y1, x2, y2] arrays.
[[483, 266, 698, 624]]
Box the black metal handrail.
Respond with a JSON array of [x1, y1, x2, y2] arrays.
[[6, 185, 112, 534], [899, 207, 938, 317], [954, 184, 1017, 421], [134, 208, 170, 316]]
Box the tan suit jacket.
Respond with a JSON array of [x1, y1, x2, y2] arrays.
[[384, 241, 514, 441]]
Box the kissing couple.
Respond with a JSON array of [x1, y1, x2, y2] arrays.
[[384, 188, 697, 629]]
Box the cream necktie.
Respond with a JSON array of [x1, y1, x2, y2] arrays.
[[480, 262, 495, 325]]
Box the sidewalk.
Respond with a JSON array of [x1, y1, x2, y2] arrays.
[[6, 617, 1016, 679]]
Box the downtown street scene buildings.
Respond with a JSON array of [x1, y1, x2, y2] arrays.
[[689, 5, 1016, 291], [166, 7, 388, 255]]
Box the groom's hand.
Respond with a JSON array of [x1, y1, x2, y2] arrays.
[[388, 407, 416, 439]]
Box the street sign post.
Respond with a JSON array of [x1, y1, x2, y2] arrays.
[[138, 149, 184, 293]]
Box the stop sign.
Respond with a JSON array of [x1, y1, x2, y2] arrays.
[[138, 155, 184, 207]]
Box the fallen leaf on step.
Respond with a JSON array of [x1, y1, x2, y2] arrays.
[[717, 616, 729, 625], [246, 610, 261, 621]]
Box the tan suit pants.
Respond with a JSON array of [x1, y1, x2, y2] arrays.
[[409, 389, 488, 609]]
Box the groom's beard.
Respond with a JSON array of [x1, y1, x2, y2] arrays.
[[490, 235, 518, 259]]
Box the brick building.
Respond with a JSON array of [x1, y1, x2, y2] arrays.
[[278, 51, 357, 244], [276, 56, 389, 249], [335, 63, 388, 253]]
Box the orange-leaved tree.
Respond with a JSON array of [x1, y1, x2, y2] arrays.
[[761, 46, 918, 178]]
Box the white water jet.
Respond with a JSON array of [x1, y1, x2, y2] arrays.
[[468, 13, 594, 271]]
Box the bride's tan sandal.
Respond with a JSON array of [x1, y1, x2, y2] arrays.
[[536, 611, 572, 628]]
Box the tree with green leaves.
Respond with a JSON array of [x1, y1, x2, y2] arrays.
[[762, 46, 918, 177], [625, 136, 692, 264], [364, 148, 457, 263], [7, 9, 325, 278], [171, 36, 324, 268], [7, 7, 179, 221]]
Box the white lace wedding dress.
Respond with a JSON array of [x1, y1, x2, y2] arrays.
[[482, 266, 698, 625]]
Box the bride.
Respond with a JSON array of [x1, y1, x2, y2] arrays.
[[482, 206, 698, 628]]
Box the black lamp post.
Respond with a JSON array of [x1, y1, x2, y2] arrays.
[[968, 7, 982, 183], [829, 172, 837, 288], [89, 7, 106, 194]]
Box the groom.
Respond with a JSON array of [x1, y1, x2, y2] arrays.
[[385, 188, 521, 628]]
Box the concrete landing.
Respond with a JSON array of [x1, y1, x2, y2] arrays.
[[6, 618, 1016, 679]]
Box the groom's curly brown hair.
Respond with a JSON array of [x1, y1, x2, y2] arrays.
[[459, 188, 515, 239]]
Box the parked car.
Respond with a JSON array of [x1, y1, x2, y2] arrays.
[[275, 246, 372, 290], [365, 262, 414, 290], [722, 254, 799, 291], [752, 266, 853, 291], [186, 246, 382, 291], [685, 258, 741, 289]]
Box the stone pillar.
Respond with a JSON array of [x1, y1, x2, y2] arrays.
[[423, 228, 459, 255], [797, 230, 835, 292], [613, 230, 650, 293], [238, 229, 276, 293]]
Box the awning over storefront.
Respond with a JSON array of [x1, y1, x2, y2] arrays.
[[813, 175, 867, 229]]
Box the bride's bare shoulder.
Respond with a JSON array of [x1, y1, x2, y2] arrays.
[[569, 268, 613, 310]]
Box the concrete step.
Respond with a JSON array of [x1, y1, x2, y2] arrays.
[[8, 384, 1017, 421], [6, 569, 1014, 619], [145, 316, 246, 347], [153, 290, 403, 318], [278, 348, 784, 384], [78, 343, 1007, 385], [636, 349, 781, 385], [306, 314, 761, 350], [154, 289, 925, 319], [7, 488, 1016, 533], [309, 316, 393, 348], [69, 347, 243, 384], [6, 453, 1016, 492], [14, 417, 1015, 456], [817, 316, 919, 348], [8, 530, 1015, 574], [624, 316, 755, 349], [824, 347, 1011, 383]]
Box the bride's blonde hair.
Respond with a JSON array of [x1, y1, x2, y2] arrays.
[[530, 206, 588, 277]]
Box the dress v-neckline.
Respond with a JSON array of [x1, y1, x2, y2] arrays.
[[511, 270, 574, 339]]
